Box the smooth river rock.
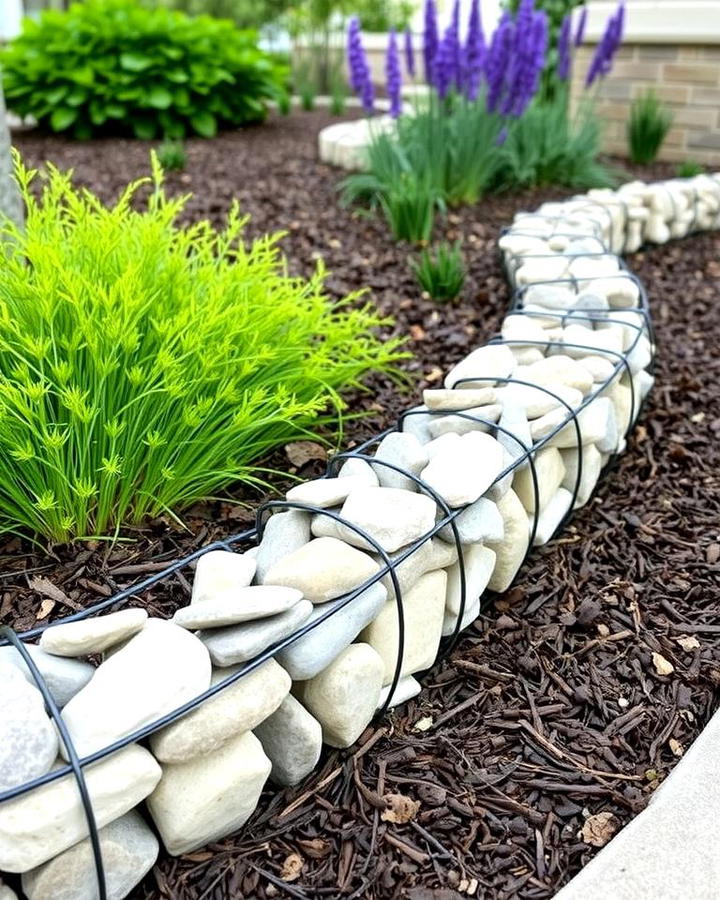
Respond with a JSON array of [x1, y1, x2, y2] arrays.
[[372, 431, 428, 492], [286, 475, 368, 508], [487, 489, 530, 592], [173, 585, 303, 629], [561, 443, 603, 508], [438, 496, 504, 545], [191, 550, 256, 604], [38, 609, 148, 658], [533, 488, 574, 546], [420, 432, 505, 508], [444, 343, 515, 390], [255, 694, 323, 787], [423, 387, 497, 411], [61, 619, 211, 759], [0, 643, 94, 709], [374, 538, 457, 600], [513, 447, 566, 514], [255, 510, 311, 584], [378, 675, 422, 709], [443, 545, 496, 636]]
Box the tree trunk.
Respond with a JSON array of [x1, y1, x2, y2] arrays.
[[0, 80, 23, 230]]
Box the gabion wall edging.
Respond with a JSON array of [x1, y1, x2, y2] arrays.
[[1, 171, 719, 900]]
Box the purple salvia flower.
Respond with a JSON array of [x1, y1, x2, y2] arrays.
[[464, 0, 485, 100], [485, 11, 513, 112], [433, 28, 455, 99], [423, 0, 439, 84], [557, 12, 572, 80], [496, 125, 508, 146], [346, 17, 374, 113], [386, 29, 403, 118], [404, 27, 416, 78], [586, 0, 624, 86], [510, 9, 548, 117], [501, 0, 534, 115], [574, 6, 588, 46], [447, 0, 463, 89]]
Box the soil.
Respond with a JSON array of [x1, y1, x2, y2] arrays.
[[4, 110, 720, 899]]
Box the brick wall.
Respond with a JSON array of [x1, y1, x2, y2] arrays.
[[570, 43, 720, 165]]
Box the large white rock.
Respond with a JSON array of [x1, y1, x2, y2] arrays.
[[372, 431, 428, 491], [487, 489, 530, 592], [444, 344, 515, 390], [277, 582, 387, 680], [444, 545, 496, 626], [310, 487, 436, 553], [562, 323, 624, 360], [150, 659, 290, 764], [39, 609, 148, 658], [61, 619, 211, 759], [174, 585, 303, 629], [0, 744, 161, 873], [337, 456, 379, 486], [198, 599, 313, 666], [286, 475, 367, 508], [263, 536, 378, 603], [423, 387, 497, 411], [255, 510, 311, 584], [438, 496, 504, 545], [513, 447, 566, 514], [374, 538, 457, 600], [0, 665, 58, 792], [298, 644, 384, 749], [0, 880, 16, 900], [533, 488, 574, 546], [0, 643, 94, 709], [147, 730, 271, 856], [561, 442, 603, 508], [254, 694, 322, 787], [21, 810, 159, 900], [420, 431, 505, 508], [378, 675, 422, 709], [191, 550, 256, 604], [426, 404, 502, 438], [518, 355, 594, 395], [360, 570, 447, 685], [498, 383, 583, 420]]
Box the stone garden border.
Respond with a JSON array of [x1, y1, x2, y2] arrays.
[[1, 170, 719, 900]]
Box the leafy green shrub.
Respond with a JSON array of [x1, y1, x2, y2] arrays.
[[0, 155, 406, 542], [1, 0, 287, 140], [677, 160, 705, 178], [411, 241, 465, 302], [156, 138, 187, 172], [627, 90, 674, 165]]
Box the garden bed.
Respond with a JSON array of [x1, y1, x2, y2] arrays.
[[5, 111, 720, 898]]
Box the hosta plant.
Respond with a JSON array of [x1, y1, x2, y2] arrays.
[[1, 0, 287, 139], [0, 155, 406, 542]]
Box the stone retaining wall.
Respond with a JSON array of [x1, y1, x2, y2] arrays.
[[1, 169, 719, 900]]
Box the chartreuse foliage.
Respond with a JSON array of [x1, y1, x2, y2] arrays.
[[0, 0, 287, 140], [0, 156, 406, 542]]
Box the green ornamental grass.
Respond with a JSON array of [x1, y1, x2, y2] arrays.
[[628, 90, 673, 166], [0, 155, 406, 543], [411, 241, 466, 302]]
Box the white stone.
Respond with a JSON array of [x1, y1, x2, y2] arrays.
[[444, 596, 480, 636], [498, 383, 583, 420], [254, 694, 322, 787], [401, 405, 434, 443], [175, 585, 303, 629], [198, 599, 313, 666], [0, 643, 94, 709], [633, 369, 654, 406], [627, 333, 653, 374], [255, 510, 311, 584], [147, 730, 271, 856], [585, 276, 640, 308], [361, 570, 447, 685], [576, 354, 616, 382], [443, 545, 496, 636], [374, 538, 457, 600], [372, 431, 428, 491], [310, 487, 436, 552], [438, 496, 504, 544], [0, 881, 16, 900], [501, 314, 548, 346], [519, 355, 594, 394], [514, 255, 569, 285], [561, 443, 603, 508], [532, 397, 617, 451], [61, 619, 211, 759], [38, 609, 148, 658], [426, 404, 502, 438], [509, 346, 545, 365], [0, 744, 161, 873], [286, 475, 367, 508], [420, 432, 505, 508], [444, 344, 515, 390], [425, 432, 462, 460], [337, 457, 379, 486], [298, 644, 384, 748], [533, 488, 573, 546], [496, 401, 532, 467], [0, 665, 58, 792], [524, 283, 577, 310], [191, 550, 256, 604], [423, 387, 496, 411], [277, 582, 387, 680], [513, 447, 566, 514], [21, 810, 159, 900], [263, 536, 378, 603], [562, 323, 624, 360], [568, 255, 619, 280], [378, 675, 421, 709], [150, 659, 290, 764], [487, 489, 530, 592]]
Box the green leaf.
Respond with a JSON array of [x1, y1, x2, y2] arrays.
[[189, 110, 216, 138], [132, 118, 157, 140], [120, 52, 153, 72], [50, 106, 78, 131], [147, 86, 172, 109]]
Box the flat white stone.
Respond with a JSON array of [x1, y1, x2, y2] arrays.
[[150, 659, 290, 764], [524, 284, 577, 310], [518, 355, 594, 394], [501, 314, 548, 346], [487, 489, 530, 592], [255, 694, 322, 787], [147, 730, 271, 856], [444, 344, 515, 390], [175, 585, 303, 629], [255, 510, 311, 584], [361, 570, 447, 685], [298, 643, 384, 749], [39, 609, 148, 658], [513, 447, 566, 514], [585, 276, 640, 308], [198, 599, 313, 666], [0, 744, 161, 874], [286, 475, 367, 508], [310, 487, 436, 553], [61, 619, 211, 759], [444, 596, 480, 636], [426, 404, 502, 438], [533, 487, 574, 545], [532, 397, 616, 450], [420, 432, 505, 508], [562, 323, 624, 360], [576, 354, 616, 382], [372, 431, 428, 491], [498, 383, 583, 420], [509, 346, 545, 365], [21, 810, 159, 900], [438, 496, 504, 544], [0, 881, 16, 900], [263, 536, 378, 603], [378, 675, 422, 709], [423, 387, 496, 411], [443, 545, 496, 636], [277, 582, 387, 680], [373, 538, 457, 601], [0, 665, 58, 792], [515, 255, 569, 285], [561, 443, 603, 508], [568, 255, 619, 280], [337, 457, 379, 486], [191, 550, 256, 604], [0, 643, 94, 709]]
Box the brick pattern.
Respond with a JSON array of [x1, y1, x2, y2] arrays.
[[570, 44, 720, 164]]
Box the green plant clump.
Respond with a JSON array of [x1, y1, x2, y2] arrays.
[[1, 0, 287, 139], [411, 241, 466, 302], [627, 90, 674, 166], [0, 155, 406, 542], [677, 160, 705, 178], [156, 137, 187, 172]]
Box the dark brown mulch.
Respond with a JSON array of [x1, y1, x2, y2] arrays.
[[3, 111, 720, 899]]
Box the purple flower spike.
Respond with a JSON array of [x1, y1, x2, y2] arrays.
[[557, 13, 572, 80], [347, 17, 374, 113], [433, 28, 455, 99], [485, 11, 513, 112], [423, 0, 439, 84], [464, 0, 486, 100], [404, 27, 416, 78], [586, 0, 625, 87], [386, 29, 403, 118], [447, 0, 463, 89], [574, 6, 588, 46]]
